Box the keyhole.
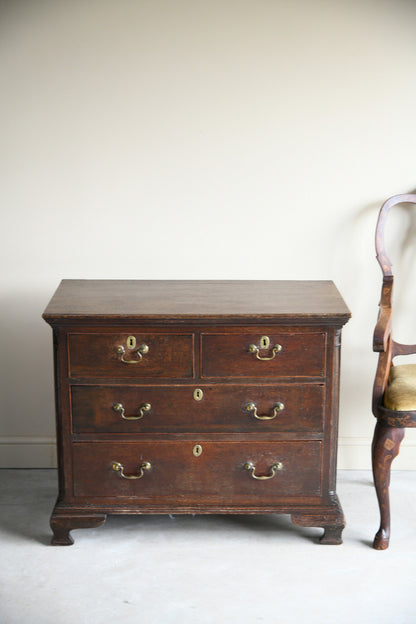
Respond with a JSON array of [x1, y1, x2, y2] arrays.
[[127, 336, 136, 350], [193, 388, 203, 401], [193, 444, 203, 457], [260, 336, 270, 349]]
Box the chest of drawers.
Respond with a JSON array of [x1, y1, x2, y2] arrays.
[[43, 280, 350, 545]]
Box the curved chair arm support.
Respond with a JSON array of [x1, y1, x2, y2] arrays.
[[372, 342, 392, 415], [373, 279, 393, 353], [373, 311, 392, 352]]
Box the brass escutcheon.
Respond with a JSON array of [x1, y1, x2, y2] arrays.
[[193, 444, 203, 457], [193, 388, 203, 401], [260, 336, 270, 350], [127, 336, 136, 350]]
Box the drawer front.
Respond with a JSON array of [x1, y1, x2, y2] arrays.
[[72, 440, 322, 501], [68, 333, 194, 378], [71, 383, 324, 433], [201, 332, 326, 378]]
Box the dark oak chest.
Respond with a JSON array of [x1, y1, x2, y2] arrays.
[[43, 280, 350, 545]]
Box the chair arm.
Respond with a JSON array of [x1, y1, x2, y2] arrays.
[[373, 278, 393, 353], [372, 347, 392, 414], [373, 306, 392, 352]]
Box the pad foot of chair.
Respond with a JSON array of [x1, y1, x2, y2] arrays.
[[373, 528, 390, 550]]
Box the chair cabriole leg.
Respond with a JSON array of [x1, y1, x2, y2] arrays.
[[372, 421, 405, 550]]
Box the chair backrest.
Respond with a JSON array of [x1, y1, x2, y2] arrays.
[[372, 194, 416, 414]]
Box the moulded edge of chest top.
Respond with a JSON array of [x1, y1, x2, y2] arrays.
[[42, 314, 351, 329]]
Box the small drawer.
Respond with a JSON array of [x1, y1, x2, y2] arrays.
[[68, 333, 194, 379], [71, 383, 324, 434], [201, 332, 326, 378], [72, 440, 322, 501]]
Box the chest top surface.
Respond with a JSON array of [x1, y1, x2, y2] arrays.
[[42, 279, 350, 325]]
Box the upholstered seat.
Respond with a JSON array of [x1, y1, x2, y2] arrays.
[[384, 364, 416, 411]]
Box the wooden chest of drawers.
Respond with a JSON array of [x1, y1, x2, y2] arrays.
[[43, 280, 350, 545]]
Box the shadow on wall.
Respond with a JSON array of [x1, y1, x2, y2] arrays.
[[0, 290, 55, 440]]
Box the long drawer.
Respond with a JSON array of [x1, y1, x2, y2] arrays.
[[68, 333, 194, 378], [201, 332, 326, 378], [71, 384, 324, 433], [72, 440, 322, 501]]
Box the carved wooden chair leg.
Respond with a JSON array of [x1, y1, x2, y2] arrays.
[[372, 421, 405, 550]]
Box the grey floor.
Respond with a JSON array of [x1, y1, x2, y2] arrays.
[[0, 470, 415, 624]]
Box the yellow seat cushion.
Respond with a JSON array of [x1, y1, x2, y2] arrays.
[[384, 363, 416, 411]]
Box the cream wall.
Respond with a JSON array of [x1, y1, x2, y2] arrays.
[[1, 0, 416, 468]]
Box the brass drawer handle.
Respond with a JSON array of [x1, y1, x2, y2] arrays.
[[245, 402, 285, 420], [248, 343, 282, 361], [112, 402, 151, 421], [244, 461, 283, 480], [114, 343, 149, 364], [112, 461, 151, 480]]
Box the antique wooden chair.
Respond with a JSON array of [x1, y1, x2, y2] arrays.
[[372, 193, 416, 549]]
